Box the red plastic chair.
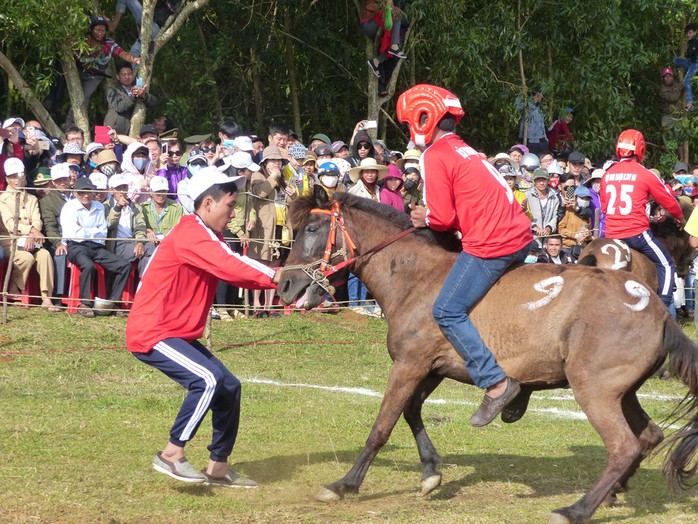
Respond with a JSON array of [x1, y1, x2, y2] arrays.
[[63, 261, 107, 313]]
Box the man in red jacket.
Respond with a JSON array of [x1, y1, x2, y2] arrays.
[[397, 84, 534, 427], [601, 129, 685, 309], [126, 166, 278, 487]]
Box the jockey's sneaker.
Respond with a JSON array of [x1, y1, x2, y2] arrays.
[[152, 452, 205, 483], [201, 469, 258, 488]]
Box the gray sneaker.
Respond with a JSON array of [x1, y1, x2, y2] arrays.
[[201, 469, 258, 488], [152, 452, 206, 483]]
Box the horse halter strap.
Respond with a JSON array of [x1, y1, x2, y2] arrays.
[[309, 201, 417, 276], [310, 201, 357, 273]]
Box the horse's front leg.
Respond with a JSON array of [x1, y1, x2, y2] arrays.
[[316, 361, 428, 502], [403, 374, 445, 496]]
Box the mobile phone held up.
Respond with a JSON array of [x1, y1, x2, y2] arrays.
[[364, 120, 378, 129], [566, 186, 575, 201], [135, 77, 143, 88], [161, 142, 169, 155]]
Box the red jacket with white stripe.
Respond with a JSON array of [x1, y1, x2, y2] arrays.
[[126, 214, 275, 353], [422, 133, 533, 258], [600, 158, 683, 238]]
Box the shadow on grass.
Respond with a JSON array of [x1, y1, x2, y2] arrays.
[[239, 444, 695, 521]]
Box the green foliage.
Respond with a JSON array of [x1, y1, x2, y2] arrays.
[[2, 0, 698, 163]]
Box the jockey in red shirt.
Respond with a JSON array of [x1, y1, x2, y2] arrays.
[[397, 84, 533, 427], [601, 129, 685, 309]]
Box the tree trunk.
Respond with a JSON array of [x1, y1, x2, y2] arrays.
[[130, 0, 211, 136], [194, 15, 223, 123], [0, 51, 64, 139], [284, 10, 302, 143], [517, 0, 528, 144], [250, 45, 265, 133], [130, 0, 157, 137], [61, 46, 91, 142]]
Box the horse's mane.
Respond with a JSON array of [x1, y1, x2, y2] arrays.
[[288, 191, 462, 253]]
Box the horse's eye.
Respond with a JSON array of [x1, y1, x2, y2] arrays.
[[306, 224, 319, 234]]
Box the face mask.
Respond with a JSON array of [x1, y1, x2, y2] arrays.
[[577, 199, 590, 208], [548, 179, 560, 189], [133, 157, 147, 172], [404, 178, 418, 191], [89, 160, 97, 168], [524, 255, 538, 264], [592, 182, 601, 193], [100, 164, 116, 177], [320, 175, 339, 188], [188, 164, 203, 176]]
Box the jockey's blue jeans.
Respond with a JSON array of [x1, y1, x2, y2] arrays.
[[433, 246, 529, 389], [672, 57, 698, 105]]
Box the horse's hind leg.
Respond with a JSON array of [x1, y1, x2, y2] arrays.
[[316, 362, 428, 502], [604, 391, 664, 504], [549, 389, 643, 524], [402, 374, 445, 496]]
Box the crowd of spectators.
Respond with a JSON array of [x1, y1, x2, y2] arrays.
[[3, 110, 698, 319]]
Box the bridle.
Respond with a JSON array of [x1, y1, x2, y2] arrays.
[[284, 200, 417, 295]]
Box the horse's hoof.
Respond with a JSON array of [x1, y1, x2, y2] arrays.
[[315, 487, 342, 502], [548, 512, 573, 524], [420, 473, 442, 496], [600, 492, 617, 508]]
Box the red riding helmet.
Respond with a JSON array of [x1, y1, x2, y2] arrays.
[[616, 129, 646, 163], [396, 84, 465, 147]]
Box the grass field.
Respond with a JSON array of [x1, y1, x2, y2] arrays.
[[1, 308, 698, 523]]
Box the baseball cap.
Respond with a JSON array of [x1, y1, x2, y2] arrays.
[[50, 163, 71, 180], [139, 124, 159, 138], [149, 176, 169, 192], [4, 157, 25, 176], [74, 177, 96, 191], [187, 167, 245, 202], [532, 167, 549, 180], [2, 117, 26, 129], [89, 16, 108, 30], [187, 148, 208, 165], [331, 141, 348, 153], [662, 68, 674, 77], [233, 136, 254, 152], [568, 151, 585, 164], [85, 142, 105, 159], [674, 162, 689, 173], [108, 173, 130, 189], [89, 172, 108, 190]]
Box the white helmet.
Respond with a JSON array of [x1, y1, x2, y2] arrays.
[[520, 153, 540, 171]]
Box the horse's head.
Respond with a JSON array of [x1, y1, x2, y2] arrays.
[[278, 186, 349, 309]]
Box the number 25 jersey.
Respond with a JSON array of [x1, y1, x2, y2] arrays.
[[600, 158, 682, 238]]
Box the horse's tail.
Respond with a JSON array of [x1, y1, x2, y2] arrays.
[[660, 318, 698, 489]]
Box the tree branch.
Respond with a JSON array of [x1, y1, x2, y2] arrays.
[[0, 50, 64, 139], [154, 0, 210, 54]]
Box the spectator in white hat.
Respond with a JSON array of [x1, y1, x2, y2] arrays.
[[107, 173, 152, 277], [39, 163, 73, 302], [143, 175, 184, 245], [0, 157, 60, 311]]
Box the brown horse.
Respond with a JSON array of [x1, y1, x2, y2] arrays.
[[278, 189, 698, 524], [579, 238, 658, 289]]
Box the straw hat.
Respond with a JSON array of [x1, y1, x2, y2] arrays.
[[348, 158, 389, 184], [395, 149, 421, 171]]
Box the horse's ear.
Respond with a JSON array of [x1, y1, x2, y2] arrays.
[[313, 184, 330, 207]]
